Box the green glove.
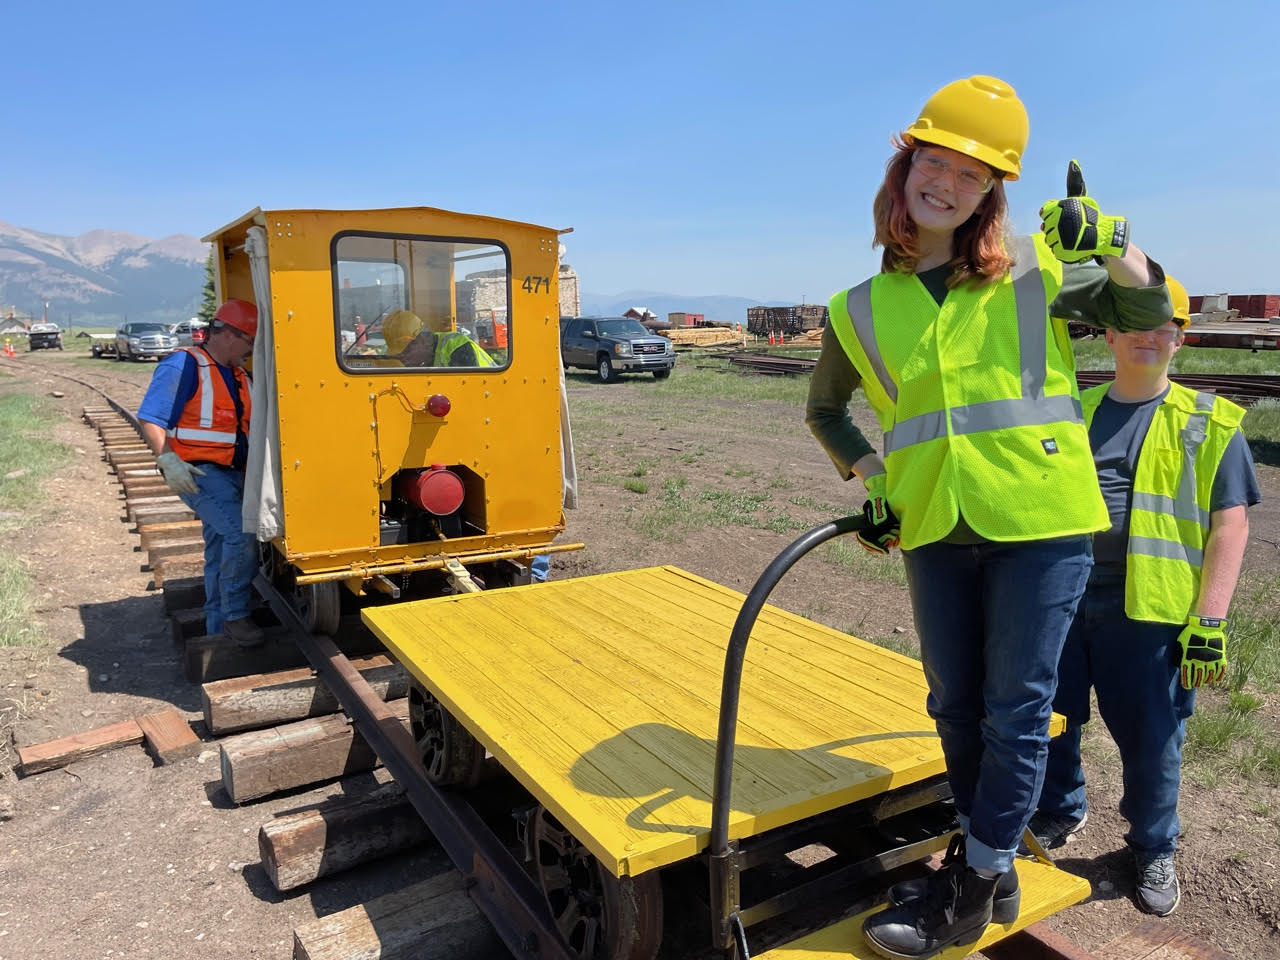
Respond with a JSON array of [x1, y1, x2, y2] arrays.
[[156, 450, 205, 496], [1177, 615, 1228, 689], [857, 473, 900, 555], [1040, 160, 1129, 263]]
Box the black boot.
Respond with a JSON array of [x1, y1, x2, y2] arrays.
[[889, 849, 1020, 924], [864, 858, 997, 959]]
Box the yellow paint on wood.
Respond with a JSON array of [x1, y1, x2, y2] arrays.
[[754, 856, 1090, 958], [363, 566, 1065, 879]]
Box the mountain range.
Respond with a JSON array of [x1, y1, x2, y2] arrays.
[[0, 219, 793, 329], [0, 221, 208, 325]]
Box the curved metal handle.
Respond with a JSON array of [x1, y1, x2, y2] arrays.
[[709, 514, 867, 856]]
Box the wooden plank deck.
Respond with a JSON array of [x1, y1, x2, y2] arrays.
[[366, 565, 1047, 879]]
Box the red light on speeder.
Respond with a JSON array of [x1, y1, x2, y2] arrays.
[[426, 394, 451, 417]]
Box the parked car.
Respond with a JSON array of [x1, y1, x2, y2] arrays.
[[559, 316, 675, 382], [28, 322, 63, 351], [115, 321, 178, 361], [170, 319, 208, 347]]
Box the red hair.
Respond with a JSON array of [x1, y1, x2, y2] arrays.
[[872, 134, 1014, 287]]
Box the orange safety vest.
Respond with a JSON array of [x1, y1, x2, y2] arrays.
[[166, 347, 251, 466]]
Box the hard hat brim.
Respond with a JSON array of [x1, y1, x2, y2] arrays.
[[907, 128, 1019, 181]]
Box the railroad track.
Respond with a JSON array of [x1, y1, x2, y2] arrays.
[[721, 351, 1280, 405], [1, 354, 1130, 960]]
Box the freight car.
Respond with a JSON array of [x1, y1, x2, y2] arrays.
[[746, 305, 828, 337]]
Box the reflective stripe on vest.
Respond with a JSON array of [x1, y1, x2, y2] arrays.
[[845, 236, 1082, 456], [167, 349, 236, 442], [1081, 382, 1241, 623]]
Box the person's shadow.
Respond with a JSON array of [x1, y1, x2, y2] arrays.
[[568, 722, 939, 839]]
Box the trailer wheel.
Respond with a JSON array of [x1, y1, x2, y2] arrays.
[[534, 807, 663, 960], [293, 580, 341, 635], [408, 680, 487, 787]]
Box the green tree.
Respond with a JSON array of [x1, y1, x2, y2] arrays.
[[198, 250, 218, 323]]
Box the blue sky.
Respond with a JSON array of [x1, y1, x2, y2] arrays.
[[4, 1, 1277, 301]]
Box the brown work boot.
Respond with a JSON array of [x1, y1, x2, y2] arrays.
[[223, 616, 266, 649]]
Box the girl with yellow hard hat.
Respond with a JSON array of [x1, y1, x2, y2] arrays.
[[806, 74, 1175, 958]]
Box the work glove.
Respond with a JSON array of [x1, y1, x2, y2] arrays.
[[156, 451, 205, 496], [857, 473, 900, 555], [1177, 615, 1228, 689], [1039, 160, 1129, 263]]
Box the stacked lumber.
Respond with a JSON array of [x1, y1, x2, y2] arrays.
[[662, 327, 744, 348]]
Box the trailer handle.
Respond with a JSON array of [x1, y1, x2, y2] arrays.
[[709, 514, 867, 953]]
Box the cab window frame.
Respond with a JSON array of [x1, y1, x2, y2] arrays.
[[330, 229, 513, 375]]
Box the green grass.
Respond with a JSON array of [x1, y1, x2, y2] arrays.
[[857, 632, 920, 660], [821, 538, 908, 587], [623, 478, 649, 494], [0, 393, 72, 519], [0, 392, 71, 648], [0, 555, 39, 646], [1073, 340, 1280, 376]]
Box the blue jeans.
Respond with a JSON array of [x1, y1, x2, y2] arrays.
[[179, 464, 257, 635], [902, 536, 1092, 874], [531, 554, 550, 583], [1040, 578, 1194, 857]]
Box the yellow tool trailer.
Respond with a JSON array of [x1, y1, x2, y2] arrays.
[[364, 553, 1090, 959]]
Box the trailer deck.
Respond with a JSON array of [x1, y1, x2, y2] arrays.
[[362, 565, 1067, 880]]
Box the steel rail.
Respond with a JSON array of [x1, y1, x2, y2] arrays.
[[254, 572, 572, 960]]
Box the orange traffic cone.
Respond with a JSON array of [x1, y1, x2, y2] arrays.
[[767, 331, 775, 345], [3, 342, 13, 358]]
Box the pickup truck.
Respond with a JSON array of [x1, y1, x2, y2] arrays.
[[28, 323, 63, 351], [559, 316, 675, 382]]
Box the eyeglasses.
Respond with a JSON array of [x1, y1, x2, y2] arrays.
[[911, 150, 996, 195], [219, 324, 254, 345], [1119, 326, 1183, 343]]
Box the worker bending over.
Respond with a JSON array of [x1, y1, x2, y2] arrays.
[[1030, 277, 1259, 916], [138, 299, 264, 648]]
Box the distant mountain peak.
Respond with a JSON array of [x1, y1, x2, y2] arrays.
[[0, 220, 208, 321]]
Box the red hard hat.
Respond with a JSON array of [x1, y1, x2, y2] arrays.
[[213, 299, 259, 338]]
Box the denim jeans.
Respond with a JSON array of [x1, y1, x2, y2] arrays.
[[1039, 578, 1194, 856], [531, 554, 550, 583], [179, 464, 258, 635], [902, 536, 1092, 874]]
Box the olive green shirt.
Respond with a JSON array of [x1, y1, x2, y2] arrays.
[[805, 258, 1172, 483]]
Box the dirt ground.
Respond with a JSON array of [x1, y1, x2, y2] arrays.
[[0, 350, 1277, 959]]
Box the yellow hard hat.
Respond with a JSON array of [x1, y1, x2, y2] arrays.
[[906, 75, 1029, 180], [424, 313, 455, 334], [382, 310, 424, 352], [1165, 276, 1191, 328]]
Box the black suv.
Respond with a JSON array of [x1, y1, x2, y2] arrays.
[[560, 317, 675, 382]]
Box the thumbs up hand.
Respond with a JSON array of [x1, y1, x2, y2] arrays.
[[1039, 160, 1130, 263]]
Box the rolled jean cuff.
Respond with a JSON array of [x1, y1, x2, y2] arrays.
[[966, 831, 1016, 875]]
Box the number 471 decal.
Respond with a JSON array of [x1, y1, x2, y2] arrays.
[[521, 276, 550, 294]]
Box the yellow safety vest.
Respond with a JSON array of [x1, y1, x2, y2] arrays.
[[1081, 381, 1245, 624], [826, 234, 1107, 549]]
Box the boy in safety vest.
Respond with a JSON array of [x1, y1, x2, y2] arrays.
[[1030, 277, 1259, 916], [382, 309, 495, 367], [137, 299, 264, 648]]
